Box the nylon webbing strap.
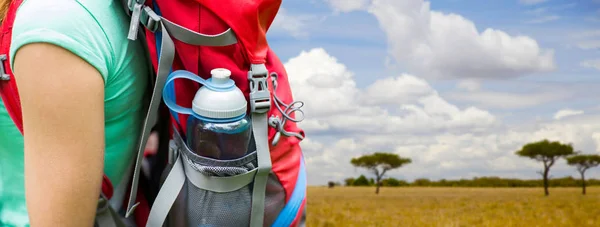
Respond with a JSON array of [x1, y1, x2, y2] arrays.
[[182, 154, 258, 193], [146, 152, 186, 227], [161, 18, 238, 46], [125, 21, 176, 218], [127, 0, 146, 40], [249, 64, 272, 227]]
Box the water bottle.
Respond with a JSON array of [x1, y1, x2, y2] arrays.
[[187, 68, 251, 160], [163, 68, 252, 160], [161, 68, 255, 227]]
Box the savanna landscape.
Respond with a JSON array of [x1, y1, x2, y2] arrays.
[[304, 140, 600, 226], [306, 186, 600, 227]]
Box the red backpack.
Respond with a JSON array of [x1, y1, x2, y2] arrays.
[[0, 0, 307, 226]]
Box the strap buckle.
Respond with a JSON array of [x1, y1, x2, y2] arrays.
[[0, 55, 10, 81], [140, 6, 160, 32], [248, 64, 271, 114]]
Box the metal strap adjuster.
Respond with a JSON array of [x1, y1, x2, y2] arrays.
[[248, 64, 271, 114], [0, 55, 9, 81]]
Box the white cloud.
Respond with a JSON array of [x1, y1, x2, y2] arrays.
[[576, 40, 600, 50], [285, 48, 497, 138], [284, 48, 359, 119], [446, 90, 570, 109], [456, 79, 481, 91], [271, 8, 319, 38], [572, 30, 600, 39], [581, 59, 600, 71], [592, 132, 600, 153], [325, 0, 370, 13], [325, 0, 556, 79], [362, 74, 434, 105], [519, 0, 549, 5], [554, 109, 584, 120], [571, 30, 600, 50]]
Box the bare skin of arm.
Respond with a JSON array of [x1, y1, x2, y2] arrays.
[[13, 43, 105, 227]]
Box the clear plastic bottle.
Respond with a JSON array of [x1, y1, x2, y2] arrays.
[[185, 68, 252, 160], [186, 114, 251, 160]]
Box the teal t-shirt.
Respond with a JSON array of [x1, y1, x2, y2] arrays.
[[0, 0, 150, 226]]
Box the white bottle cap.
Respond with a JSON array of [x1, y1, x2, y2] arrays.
[[192, 68, 247, 120]]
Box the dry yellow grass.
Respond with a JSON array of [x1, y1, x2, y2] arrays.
[[307, 186, 600, 227]]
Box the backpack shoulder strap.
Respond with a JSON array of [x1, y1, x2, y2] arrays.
[[0, 0, 24, 134], [122, 2, 241, 218]]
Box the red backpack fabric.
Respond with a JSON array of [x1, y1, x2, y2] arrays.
[[0, 0, 23, 134]]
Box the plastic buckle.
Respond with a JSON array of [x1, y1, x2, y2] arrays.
[[248, 64, 271, 114], [140, 6, 160, 32], [0, 55, 9, 81]]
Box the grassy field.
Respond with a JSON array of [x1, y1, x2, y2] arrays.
[[307, 186, 600, 227]]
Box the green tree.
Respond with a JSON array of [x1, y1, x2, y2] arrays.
[[382, 178, 407, 187], [515, 140, 575, 196], [344, 177, 355, 186], [566, 154, 600, 195], [351, 152, 411, 194], [412, 178, 431, 187], [353, 175, 370, 186]]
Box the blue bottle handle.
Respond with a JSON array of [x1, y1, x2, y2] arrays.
[[162, 70, 235, 116]]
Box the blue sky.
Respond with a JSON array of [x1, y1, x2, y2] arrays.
[[267, 0, 600, 185]]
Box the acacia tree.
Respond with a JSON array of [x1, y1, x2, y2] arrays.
[[566, 154, 600, 195], [515, 140, 575, 196], [350, 152, 411, 194]]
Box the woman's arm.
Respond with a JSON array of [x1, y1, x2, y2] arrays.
[[13, 42, 105, 227]]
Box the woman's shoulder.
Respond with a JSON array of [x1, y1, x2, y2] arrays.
[[10, 0, 149, 85]]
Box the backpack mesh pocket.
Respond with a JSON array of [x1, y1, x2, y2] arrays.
[[164, 136, 286, 227]]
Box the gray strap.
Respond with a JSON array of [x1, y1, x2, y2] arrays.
[[182, 154, 258, 193], [146, 152, 186, 227], [95, 196, 126, 227], [161, 18, 238, 46], [249, 64, 273, 227], [125, 21, 176, 218], [127, 0, 145, 40]]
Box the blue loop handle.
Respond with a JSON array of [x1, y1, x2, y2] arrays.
[[162, 70, 235, 116]]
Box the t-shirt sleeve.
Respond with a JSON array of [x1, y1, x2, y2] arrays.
[[9, 0, 113, 84]]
